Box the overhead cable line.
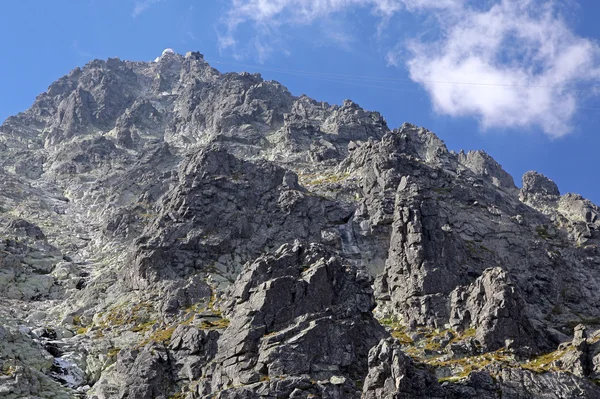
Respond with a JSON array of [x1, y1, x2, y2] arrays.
[[210, 59, 600, 112], [212, 59, 600, 90]]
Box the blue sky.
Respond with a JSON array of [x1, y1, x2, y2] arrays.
[[1, 0, 599, 203]]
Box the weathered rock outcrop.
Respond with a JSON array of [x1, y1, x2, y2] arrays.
[[128, 146, 352, 290], [1, 50, 600, 398], [458, 150, 518, 193], [449, 268, 538, 352], [362, 337, 600, 399], [521, 171, 560, 198], [350, 127, 600, 352], [199, 242, 385, 398], [445, 367, 600, 399], [362, 338, 445, 399]]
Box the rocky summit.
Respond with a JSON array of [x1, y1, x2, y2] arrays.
[[0, 49, 599, 399]]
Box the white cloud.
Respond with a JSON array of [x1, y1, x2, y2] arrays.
[[221, 0, 600, 136], [405, 0, 600, 136], [132, 0, 162, 17]]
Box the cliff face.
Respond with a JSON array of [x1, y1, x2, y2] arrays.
[[0, 50, 599, 398]]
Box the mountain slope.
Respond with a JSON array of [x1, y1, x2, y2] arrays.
[[0, 50, 599, 398]]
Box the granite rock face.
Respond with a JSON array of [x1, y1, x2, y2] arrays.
[[198, 242, 385, 398], [0, 50, 600, 398], [362, 337, 600, 399], [362, 338, 445, 399], [127, 145, 351, 291], [449, 267, 538, 352], [350, 127, 600, 347], [522, 171, 560, 197]]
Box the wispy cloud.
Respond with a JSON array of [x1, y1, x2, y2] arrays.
[[71, 40, 94, 59], [218, 0, 461, 59], [132, 0, 163, 17], [220, 0, 600, 136], [179, 5, 197, 44], [317, 19, 355, 51]]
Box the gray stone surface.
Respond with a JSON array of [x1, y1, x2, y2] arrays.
[[362, 337, 600, 399], [362, 338, 445, 399], [449, 267, 538, 352], [0, 49, 600, 398], [198, 242, 385, 398]]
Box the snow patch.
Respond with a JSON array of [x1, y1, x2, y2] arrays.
[[154, 48, 176, 62], [51, 357, 86, 388]]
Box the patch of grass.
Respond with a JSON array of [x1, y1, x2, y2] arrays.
[[184, 301, 205, 315], [391, 328, 413, 345], [433, 187, 452, 195], [131, 319, 157, 333], [108, 347, 121, 359], [521, 349, 568, 373], [424, 340, 442, 351], [589, 335, 600, 344], [185, 289, 224, 317], [138, 213, 157, 219], [200, 318, 230, 330], [378, 317, 414, 345], [207, 292, 220, 315], [432, 349, 513, 383], [378, 317, 395, 326], [263, 330, 278, 338], [424, 328, 456, 339], [303, 172, 350, 186], [551, 304, 562, 315], [479, 245, 492, 253], [401, 326, 480, 365], [138, 326, 176, 347], [76, 327, 90, 335], [420, 327, 461, 352], [438, 375, 464, 383], [355, 379, 365, 390], [1, 364, 17, 377], [98, 301, 154, 330], [465, 241, 493, 256], [579, 317, 600, 325], [465, 241, 477, 255], [72, 315, 91, 335], [458, 328, 476, 340], [536, 225, 553, 240], [564, 316, 600, 331]]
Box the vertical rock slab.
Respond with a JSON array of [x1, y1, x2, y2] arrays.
[[449, 267, 538, 352], [362, 338, 445, 399]]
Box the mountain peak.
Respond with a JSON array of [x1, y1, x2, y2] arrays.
[[153, 47, 176, 62], [1, 51, 600, 398]]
